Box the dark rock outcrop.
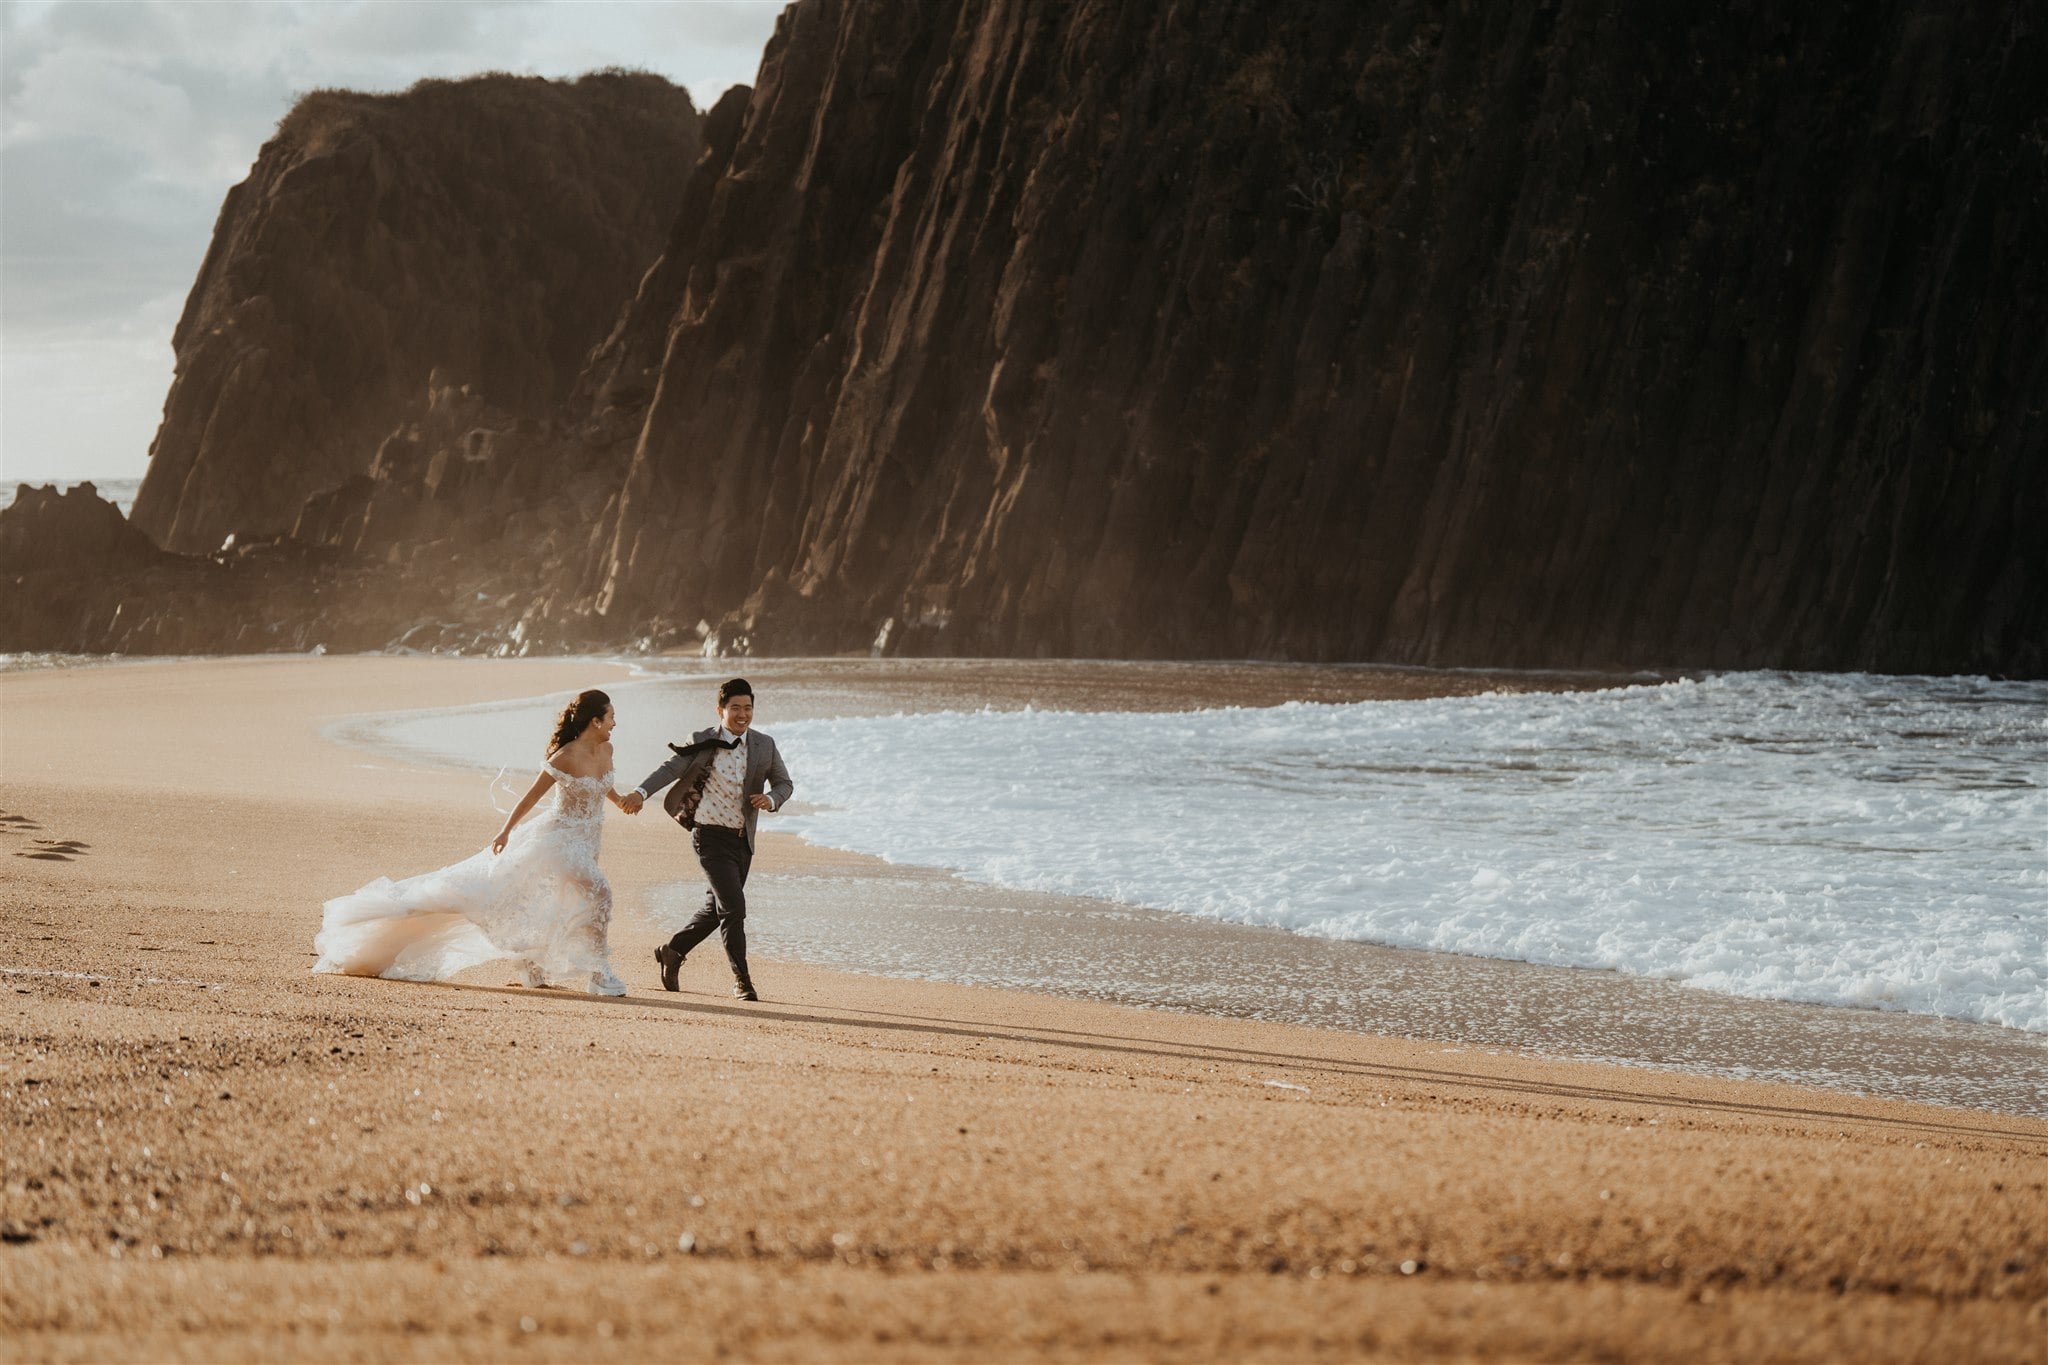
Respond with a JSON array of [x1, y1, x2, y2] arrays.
[[1, 482, 580, 656], [593, 0, 2045, 674], [132, 72, 701, 555], [2, 485, 325, 653], [2, 483, 163, 575]]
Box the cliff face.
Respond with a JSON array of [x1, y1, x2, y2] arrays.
[[593, 0, 2045, 672], [132, 72, 700, 555], [80, 3, 2048, 671]]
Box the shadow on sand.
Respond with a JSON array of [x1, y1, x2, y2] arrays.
[[422, 979, 2047, 1145]]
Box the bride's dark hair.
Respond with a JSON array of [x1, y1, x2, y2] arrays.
[[547, 689, 611, 754]]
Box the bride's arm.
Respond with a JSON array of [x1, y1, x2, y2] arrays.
[[599, 742, 634, 811], [492, 771, 556, 853]]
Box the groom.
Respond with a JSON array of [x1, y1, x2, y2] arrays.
[[622, 678, 794, 1001]]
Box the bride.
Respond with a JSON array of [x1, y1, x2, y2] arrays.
[[313, 689, 632, 996]]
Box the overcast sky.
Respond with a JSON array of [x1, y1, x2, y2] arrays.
[[0, 0, 782, 484]]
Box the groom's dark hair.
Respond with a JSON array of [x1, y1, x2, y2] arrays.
[[719, 678, 753, 706]]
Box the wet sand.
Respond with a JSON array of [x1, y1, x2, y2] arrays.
[[745, 860, 2048, 1118], [2, 656, 2044, 1361]]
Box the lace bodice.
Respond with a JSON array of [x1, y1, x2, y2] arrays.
[[545, 763, 614, 825]]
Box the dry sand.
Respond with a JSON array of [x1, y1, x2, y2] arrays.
[[2, 656, 2044, 1362]]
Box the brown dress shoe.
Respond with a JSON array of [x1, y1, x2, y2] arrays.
[[654, 943, 684, 992]]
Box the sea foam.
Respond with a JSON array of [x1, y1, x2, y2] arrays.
[[775, 672, 2047, 1033]]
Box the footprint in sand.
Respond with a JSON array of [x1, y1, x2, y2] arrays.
[[5, 819, 91, 862]]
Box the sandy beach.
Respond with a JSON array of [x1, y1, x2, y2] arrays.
[[3, 656, 2044, 1361]]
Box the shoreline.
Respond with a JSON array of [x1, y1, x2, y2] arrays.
[[3, 655, 2043, 1361], [337, 657, 2047, 1119]]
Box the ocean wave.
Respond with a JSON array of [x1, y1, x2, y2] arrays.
[[775, 672, 2048, 1034]]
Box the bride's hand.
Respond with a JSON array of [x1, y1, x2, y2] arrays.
[[491, 831, 510, 855]]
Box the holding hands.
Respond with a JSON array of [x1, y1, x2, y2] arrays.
[[619, 790, 646, 815]]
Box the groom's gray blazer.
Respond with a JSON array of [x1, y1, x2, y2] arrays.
[[634, 727, 793, 851]]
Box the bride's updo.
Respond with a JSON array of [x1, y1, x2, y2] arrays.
[[547, 689, 611, 754]]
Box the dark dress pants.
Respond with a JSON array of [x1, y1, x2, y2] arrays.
[[668, 825, 752, 985]]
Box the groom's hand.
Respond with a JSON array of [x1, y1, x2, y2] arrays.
[[747, 794, 774, 810], [621, 791, 645, 814]]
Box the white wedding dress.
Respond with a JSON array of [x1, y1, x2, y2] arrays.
[[313, 761, 627, 995]]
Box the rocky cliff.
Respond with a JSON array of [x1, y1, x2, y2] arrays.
[[592, 0, 2044, 673], [131, 72, 701, 555], [77, 3, 2048, 673]]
